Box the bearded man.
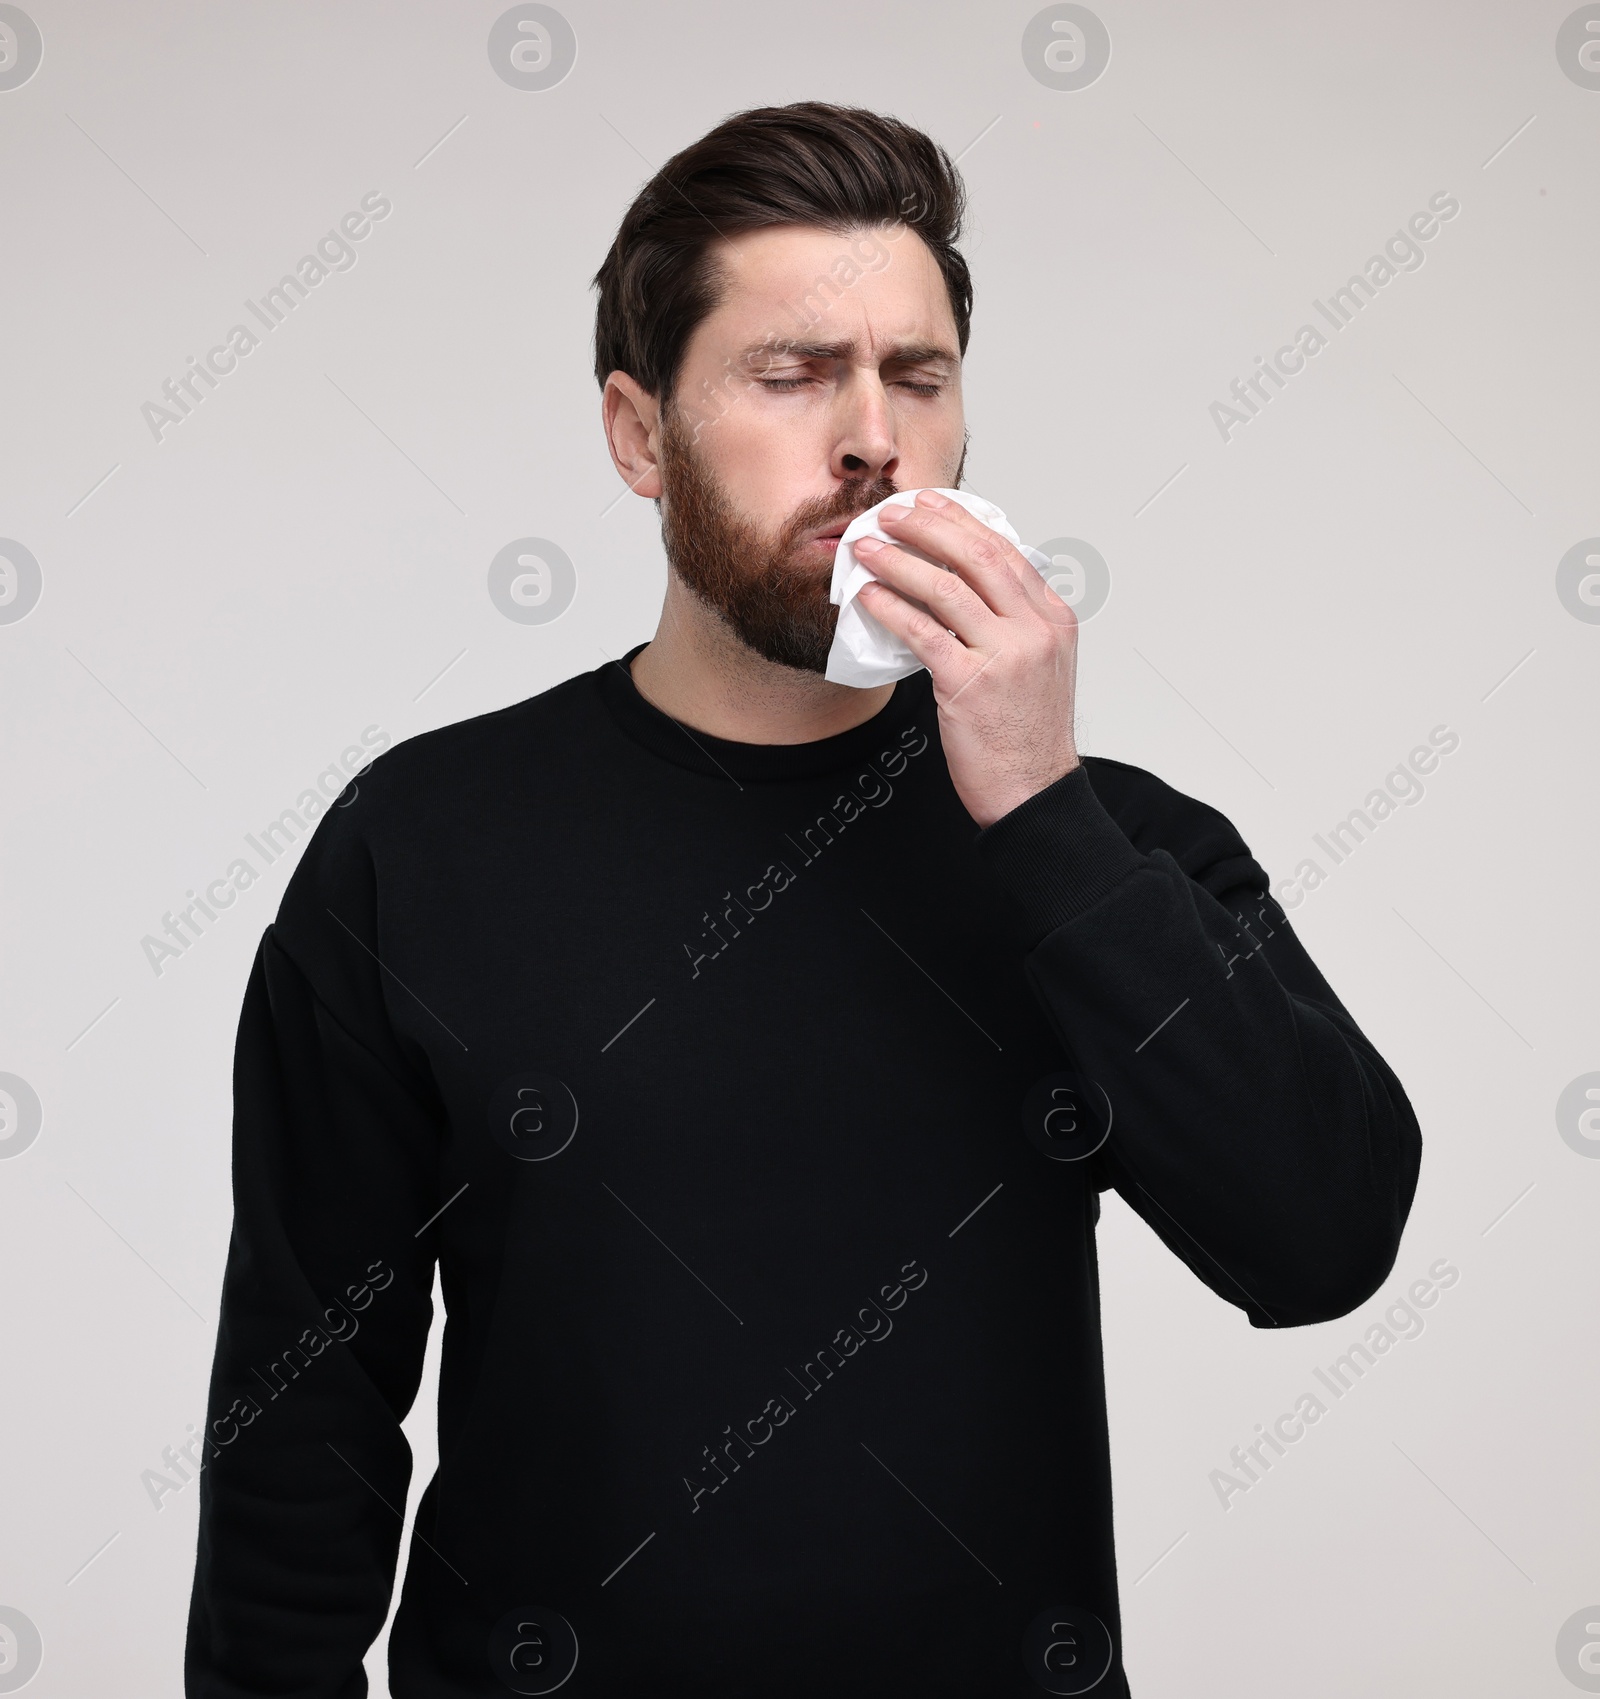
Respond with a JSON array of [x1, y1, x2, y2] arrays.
[[186, 101, 1421, 1698]]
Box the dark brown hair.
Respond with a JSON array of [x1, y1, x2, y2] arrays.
[[592, 102, 972, 401]]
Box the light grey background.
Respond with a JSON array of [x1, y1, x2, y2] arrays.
[[1, 2, 1596, 1693]]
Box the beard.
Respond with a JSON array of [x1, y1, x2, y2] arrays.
[[656, 406, 903, 675]]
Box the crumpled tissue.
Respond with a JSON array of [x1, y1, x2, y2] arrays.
[[824, 488, 1053, 688]]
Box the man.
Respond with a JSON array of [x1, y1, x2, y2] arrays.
[[186, 103, 1421, 1697]]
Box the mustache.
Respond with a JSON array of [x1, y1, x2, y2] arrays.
[[775, 475, 900, 554]]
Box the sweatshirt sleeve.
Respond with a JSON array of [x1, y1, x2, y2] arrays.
[[185, 774, 445, 1696], [973, 758, 1422, 1329]]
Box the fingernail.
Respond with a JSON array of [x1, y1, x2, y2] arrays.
[[915, 488, 949, 507], [855, 537, 883, 553]]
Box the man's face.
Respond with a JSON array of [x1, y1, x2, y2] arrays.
[[656, 223, 967, 674]]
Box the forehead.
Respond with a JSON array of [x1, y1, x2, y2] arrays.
[[689, 223, 959, 362]]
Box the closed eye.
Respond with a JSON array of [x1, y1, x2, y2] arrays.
[[759, 376, 943, 397]]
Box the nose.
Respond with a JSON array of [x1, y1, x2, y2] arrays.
[[831, 376, 900, 484]]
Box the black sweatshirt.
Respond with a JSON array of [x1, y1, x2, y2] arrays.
[[185, 642, 1421, 1698]]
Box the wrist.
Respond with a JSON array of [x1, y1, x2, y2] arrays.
[[971, 751, 1081, 830]]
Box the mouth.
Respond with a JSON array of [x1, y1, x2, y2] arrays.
[[806, 522, 854, 554]]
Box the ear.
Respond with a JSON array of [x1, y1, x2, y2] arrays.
[[602, 371, 663, 501]]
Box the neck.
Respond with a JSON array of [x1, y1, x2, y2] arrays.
[[628, 574, 896, 745]]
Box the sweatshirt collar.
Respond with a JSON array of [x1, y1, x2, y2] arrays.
[[591, 641, 931, 783]]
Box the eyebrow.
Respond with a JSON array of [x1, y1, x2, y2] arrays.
[[739, 337, 959, 370]]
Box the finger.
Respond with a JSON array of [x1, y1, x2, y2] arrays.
[[853, 537, 998, 649], [884, 496, 1077, 629], [910, 506, 1080, 635], [878, 495, 1038, 616], [854, 577, 976, 693]]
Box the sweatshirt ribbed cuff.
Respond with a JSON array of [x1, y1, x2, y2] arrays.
[[973, 763, 1148, 947]]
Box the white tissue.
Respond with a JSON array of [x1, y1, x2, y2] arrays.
[[824, 488, 1053, 688]]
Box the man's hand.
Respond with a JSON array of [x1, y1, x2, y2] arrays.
[[853, 489, 1080, 829]]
